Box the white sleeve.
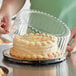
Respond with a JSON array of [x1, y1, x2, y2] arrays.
[[12, 0, 31, 20]]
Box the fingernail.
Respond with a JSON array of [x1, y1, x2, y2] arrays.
[[1, 24, 6, 28]]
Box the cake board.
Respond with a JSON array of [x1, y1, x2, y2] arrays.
[[3, 49, 66, 65]]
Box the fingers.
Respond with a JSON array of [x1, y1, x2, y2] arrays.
[[0, 18, 10, 34], [1, 16, 11, 31], [67, 35, 76, 53], [71, 35, 76, 51], [0, 15, 11, 33], [67, 27, 76, 53], [0, 9, 11, 34]]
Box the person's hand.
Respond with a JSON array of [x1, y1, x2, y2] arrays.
[[0, 0, 25, 35], [0, 9, 11, 34], [67, 26, 76, 53]]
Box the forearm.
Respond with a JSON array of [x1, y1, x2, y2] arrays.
[[1, 0, 25, 17]]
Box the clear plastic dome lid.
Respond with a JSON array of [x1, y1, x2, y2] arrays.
[[7, 9, 71, 56]]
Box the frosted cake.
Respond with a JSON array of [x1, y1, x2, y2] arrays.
[[10, 33, 62, 60]]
